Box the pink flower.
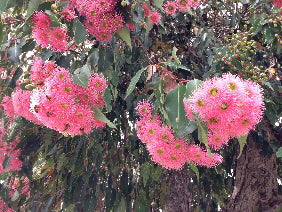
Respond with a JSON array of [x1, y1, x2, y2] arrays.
[[1, 96, 16, 119], [0, 199, 15, 212], [61, 8, 77, 21], [126, 24, 135, 31], [273, 0, 282, 8], [49, 27, 69, 52], [142, 3, 151, 16], [149, 11, 161, 25], [164, 1, 178, 15], [32, 28, 50, 48], [183, 98, 194, 120], [136, 100, 153, 119], [176, 0, 190, 12], [32, 11, 51, 30]]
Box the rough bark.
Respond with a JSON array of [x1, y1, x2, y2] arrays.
[[164, 169, 193, 212], [225, 129, 281, 212]]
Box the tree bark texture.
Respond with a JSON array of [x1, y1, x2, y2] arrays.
[[225, 130, 281, 212], [164, 169, 193, 212]]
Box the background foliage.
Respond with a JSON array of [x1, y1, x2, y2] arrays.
[[0, 0, 281, 211]]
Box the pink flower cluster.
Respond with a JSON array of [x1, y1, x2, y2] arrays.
[[32, 11, 68, 52], [1, 58, 107, 135], [142, 3, 162, 25], [273, 0, 282, 8], [0, 137, 22, 174], [183, 73, 265, 150], [67, 0, 124, 41], [135, 101, 222, 169], [0, 199, 14, 212], [163, 0, 202, 15], [9, 176, 30, 197]]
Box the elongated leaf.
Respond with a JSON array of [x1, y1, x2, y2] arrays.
[[237, 134, 248, 159], [185, 79, 202, 98], [163, 61, 191, 72], [141, 162, 151, 186], [73, 19, 86, 44], [104, 87, 112, 112], [276, 147, 282, 158], [116, 27, 132, 50], [172, 46, 181, 64], [165, 85, 187, 132], [0, 21, 3, 47], [195, 117, 211, 155], [116, 197, 126, 212], [94, 108, 116, 129], [176, 120, 197, 138], [189, 163, 199, 182], [125, 67, 146, 99], [27, 0, 42, 17], [153, 0, 164, 10], [72, 65, 91, 87]]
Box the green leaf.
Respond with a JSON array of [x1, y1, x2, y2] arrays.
[[264, 26, 276, 45], [185, 79, 202, 98], [151, 166, 162, 181], [116, 197, 126, 212], [45, 10, 61, 27], [73, 19, 86, 44], [104, 87, 112, 112], [176, 120, 197, 138], [72, 64, 91, 87], [94, 108, 116, 129], [116, 27, 132, 50], [125, 67, 146, 99], [141, 162, 151, 186], [0, 0, 16, 12], [0, 20, 3, 48], [153, 0, 164, 10], [237, 134, 248, 159], [165, 85, 188, 132], [189, 163, 199, 182], [27, 0, 42, 17], [276, 147, 282, 158], [163, 61, 191, 72], [172, 46, 181, 64], [195, 118, 210, 153]]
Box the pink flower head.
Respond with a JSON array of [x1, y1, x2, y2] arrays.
[[208, 129, 230, 150], [12, 89, 42, 125], [187, 145, 223, 167], [0, 199, 15, 212], [32, 11, 51, 30], [49, 27, 69, 52], [149, 11, 161, 25], [176, 0, 190, 12], [126, 24, 135, 31], [183, 98, 194, 120], [273, 0, 282, 8], [136, 100, 153, 119], [1, 96, 16, 119], [32, 28, 50, 48], [164, 1, 178, 15], [142, 3, 151, 16], [61, 8, 77, 21]]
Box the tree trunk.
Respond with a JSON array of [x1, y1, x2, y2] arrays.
[[225, 129, 281, 212], [164, 169, 193, 212]]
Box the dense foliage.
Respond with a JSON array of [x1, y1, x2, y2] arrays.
[[0, 0, 281, 211]]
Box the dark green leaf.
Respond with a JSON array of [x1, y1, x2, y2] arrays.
[[165, 85, 188, 132], [163, 61, 191, 72], [185, 79, 202, 98], [21, 39, 36, 52], [72, 64, 91, 87], [151, 166, 162, 181], [141, 162, 151, 186], [73, 19, 86, 44], [176, 120, 197, 138], [94, 108, 116, 129], [172, 46, 180, 64], [125, 67, 146, 99], [104, 87, 112, 112], [237, 134, 248, 159], [153, 0, 164, 10], [27, 0, 42, 17], [189, 163, 199, 182], [116, 27, 132, 50], [264, 26, 276, 45], [0, 21, 3, 47], [116, 197, 126, 212]]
